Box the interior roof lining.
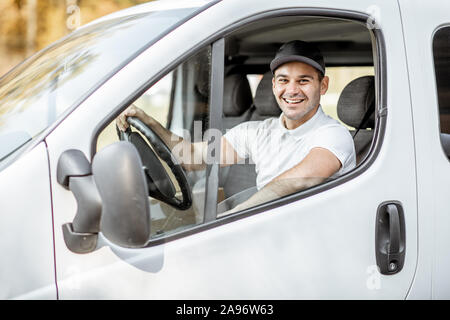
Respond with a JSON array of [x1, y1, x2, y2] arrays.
[[226, 15, 373, 67]]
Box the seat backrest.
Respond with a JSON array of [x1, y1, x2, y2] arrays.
[[248, 71, 281, 121], [337, 75, 375, 164], [220, 71, 282, 198], [222, 72, 254, 132], [220, 72, 255, 198], [441, 133, 450, 159]]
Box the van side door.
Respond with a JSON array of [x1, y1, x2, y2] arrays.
[[399, 0, 450, 299]]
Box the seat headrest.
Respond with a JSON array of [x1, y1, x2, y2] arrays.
[[253, 71, 281, 117], [337, 75, 375, 129], [223, 73, 253, 116], [192, 53, 210, 98]]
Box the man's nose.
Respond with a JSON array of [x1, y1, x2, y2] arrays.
[[285, 81, 302, 96]]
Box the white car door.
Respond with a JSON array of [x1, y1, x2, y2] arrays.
[[398, 0, 450, 299], [0, 143, 56, 299], [46, 0, 418, 299]]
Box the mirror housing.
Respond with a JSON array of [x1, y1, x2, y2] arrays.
[[92, 141, 151, 248], [57, 141, 151, 253]]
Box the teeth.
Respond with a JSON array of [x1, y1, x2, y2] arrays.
[[284, 98, 303, 104]]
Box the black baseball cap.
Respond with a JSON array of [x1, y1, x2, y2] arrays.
[[270, 40, 325, 75]]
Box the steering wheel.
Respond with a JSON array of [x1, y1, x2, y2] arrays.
[[116, 117, 192, 210]]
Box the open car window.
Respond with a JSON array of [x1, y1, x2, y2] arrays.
[[218, 16, 376, 213]]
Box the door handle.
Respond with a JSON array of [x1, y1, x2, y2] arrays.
[[387, 204, 400, 254], [375, 201, 406, 275]]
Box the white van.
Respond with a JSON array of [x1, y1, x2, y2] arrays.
[[1, 0, 450, 299]]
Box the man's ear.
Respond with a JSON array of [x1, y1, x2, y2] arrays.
[[320, 75, 329, 95]]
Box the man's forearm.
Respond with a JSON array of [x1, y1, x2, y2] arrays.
[[141, 114, 181, 150], [225, 177, 325, 215], [143, 115, 206, 171]]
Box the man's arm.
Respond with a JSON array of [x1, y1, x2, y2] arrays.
[[221, 147, 341, 215], [116, 105, 242, 170]]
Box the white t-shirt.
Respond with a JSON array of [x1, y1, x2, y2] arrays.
[[223, 106, 356, 190]]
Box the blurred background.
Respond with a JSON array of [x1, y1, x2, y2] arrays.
[[0, 0, 152, 77]]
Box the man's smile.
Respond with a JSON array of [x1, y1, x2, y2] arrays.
[[282, 97, 306, 105]]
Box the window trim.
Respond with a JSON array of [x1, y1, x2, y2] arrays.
[[203, 38, 225, 222], [431, 24, 450, 162], [91, 8, 387, 248]]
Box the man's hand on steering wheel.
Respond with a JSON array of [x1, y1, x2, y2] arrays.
[[115, 105, 192, 211], [116, 104, 151, 132]]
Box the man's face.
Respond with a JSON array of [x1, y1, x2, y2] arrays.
[[272, 61, 329, 124]]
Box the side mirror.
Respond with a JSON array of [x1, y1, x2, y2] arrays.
[[92, 141, 151, 248], [57, 141, 151, 253]]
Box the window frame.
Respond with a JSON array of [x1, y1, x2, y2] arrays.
[[90, 8, 387, 248], [432, 25, 450, 161]]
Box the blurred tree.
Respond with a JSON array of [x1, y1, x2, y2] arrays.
[[0, 0, 153, 77], [26, 0, 37, 56]]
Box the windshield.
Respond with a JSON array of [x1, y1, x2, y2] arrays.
[[0, 3, 206, 163]]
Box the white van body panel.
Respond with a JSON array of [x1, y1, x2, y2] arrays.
[[398, 0, 450, 300], [0, 142, 56, 299]]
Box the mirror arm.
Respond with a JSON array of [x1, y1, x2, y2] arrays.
[[57, 150, 102, 254]]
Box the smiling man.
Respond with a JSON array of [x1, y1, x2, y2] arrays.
[[221, 40, 356, 213]]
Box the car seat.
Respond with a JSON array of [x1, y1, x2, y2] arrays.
[[246, 71, 281, 121], [337, 75, 375, 164], [222, 72, 254, 130]]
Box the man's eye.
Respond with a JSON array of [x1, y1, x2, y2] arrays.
[[299, 79, 309, 84], [278, 79, 288, 83]]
